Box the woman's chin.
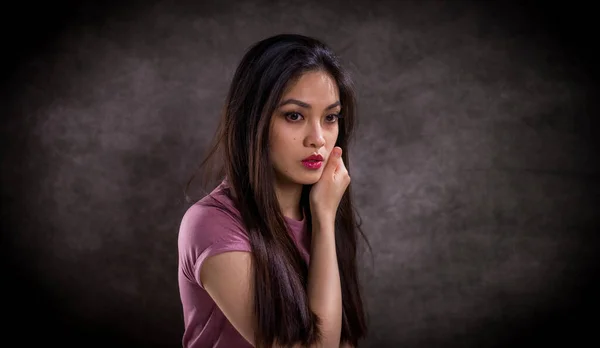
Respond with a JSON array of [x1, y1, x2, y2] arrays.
[[296, 172, 322, 185], [275, 168, 322, 186]]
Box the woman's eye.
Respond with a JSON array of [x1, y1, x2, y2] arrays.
[[285, 112, 303, 121], [284, 112, 341, 123], [326, 114, 340, 123]]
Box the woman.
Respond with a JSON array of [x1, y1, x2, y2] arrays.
[[178, 34, 370, 348]]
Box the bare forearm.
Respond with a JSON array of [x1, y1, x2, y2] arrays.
[[307, 217, 342, 348]]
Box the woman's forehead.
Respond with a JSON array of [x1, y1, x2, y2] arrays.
[[280, 71, 339, 104]]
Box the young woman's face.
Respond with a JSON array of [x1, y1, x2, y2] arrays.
[[269, 70, 341, 186]]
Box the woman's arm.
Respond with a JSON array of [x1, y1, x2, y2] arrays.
[[307, 217, 343, 348], [200, 215, 342, 348], [202, 251, 308, 348]]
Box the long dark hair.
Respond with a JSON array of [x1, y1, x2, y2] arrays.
[[184, 34, 372, 347]]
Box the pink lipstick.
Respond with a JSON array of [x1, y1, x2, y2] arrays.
[[301, 153, 324, 170], [302, 160, 322, 169]]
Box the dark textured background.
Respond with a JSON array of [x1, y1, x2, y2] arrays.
[[2, 0, 598, 347]]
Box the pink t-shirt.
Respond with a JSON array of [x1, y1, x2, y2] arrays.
[[178, 177, 310, 347]]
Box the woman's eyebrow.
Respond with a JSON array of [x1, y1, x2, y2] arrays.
[[278, 99, 341, 110]]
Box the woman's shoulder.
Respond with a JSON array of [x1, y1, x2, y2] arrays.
[[177, 186, 253, 286], [178, 188, 247, 250], [181, 200, 239, 231]]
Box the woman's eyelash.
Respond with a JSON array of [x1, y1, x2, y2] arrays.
[[283, 111, 343, 121]]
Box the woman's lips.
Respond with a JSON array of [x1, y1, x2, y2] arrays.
[[302, 154, 324, 161], [301, 160, 323, 169]]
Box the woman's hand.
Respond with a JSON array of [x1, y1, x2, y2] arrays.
[[309, 146, 351, 223]]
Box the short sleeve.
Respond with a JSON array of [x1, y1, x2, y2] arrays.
[[178, 203, 252, 291], [194, 236, 251, 290]]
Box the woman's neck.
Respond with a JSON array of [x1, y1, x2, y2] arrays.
[[274, 180, 304, 221]]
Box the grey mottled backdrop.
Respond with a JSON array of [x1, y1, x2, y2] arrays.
[[2, 0, 599, 347]]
